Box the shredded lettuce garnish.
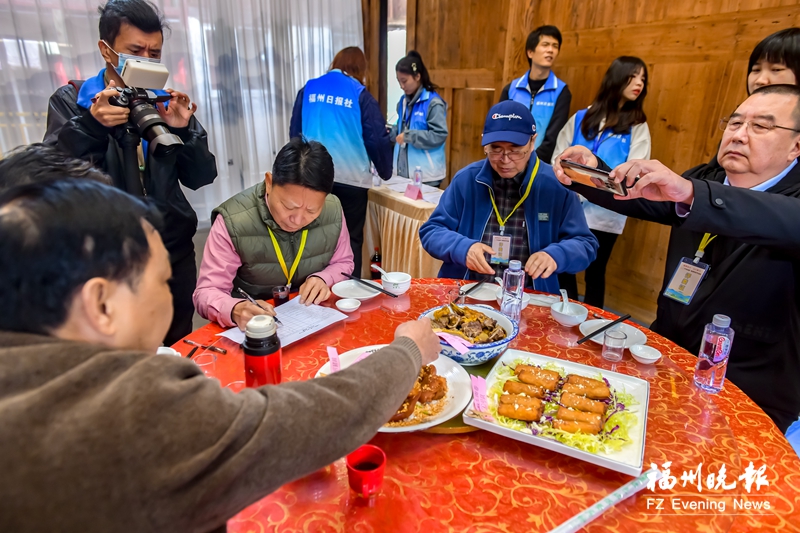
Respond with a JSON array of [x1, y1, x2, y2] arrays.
[[487, 358, 639, 454]]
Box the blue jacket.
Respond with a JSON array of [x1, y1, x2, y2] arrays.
[[290, 72, 393, 185], [420, 157, 598, 294]]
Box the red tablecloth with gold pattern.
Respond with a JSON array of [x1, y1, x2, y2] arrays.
[[174, 279, 800, 532]]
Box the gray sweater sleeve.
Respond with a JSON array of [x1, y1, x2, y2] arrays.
[[404, 100, 448, 150], [132, 337, 422, 530]]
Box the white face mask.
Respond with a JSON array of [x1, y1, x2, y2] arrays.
[[102, 40, 161, 74]]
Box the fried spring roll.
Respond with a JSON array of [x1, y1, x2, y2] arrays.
[[566, 374, 606, 389], [503, 380, 546, 399], [556, 406, 602, 427], [561, 382, 611, 400], [498, 394, 543, 421], [515, 366, 560, 391], [553, 419, 602, 435], [560, 392, 607, 415]]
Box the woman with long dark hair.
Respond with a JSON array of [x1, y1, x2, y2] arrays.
[[289, 47, 393, 276], [552, 56, 651, 308], [390, 51, 448, 186]]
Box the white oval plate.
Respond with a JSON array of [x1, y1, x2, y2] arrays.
[[315, 344, 473, 432], [460, 282, 502, 302], [331, 279, 382, 301], [579, 319, 648, 348]]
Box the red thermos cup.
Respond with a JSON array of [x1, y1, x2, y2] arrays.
[[243, 315, 282, 387]]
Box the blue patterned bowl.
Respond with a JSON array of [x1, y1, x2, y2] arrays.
[[421, 304, 519, 366]]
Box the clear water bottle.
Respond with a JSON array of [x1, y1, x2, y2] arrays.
[[413, 166, 423, 187], [500, 260, 525, 322], [693, 314, 735, 393]]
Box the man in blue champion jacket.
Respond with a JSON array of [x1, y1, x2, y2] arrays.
[[420, 101, 597, 294]]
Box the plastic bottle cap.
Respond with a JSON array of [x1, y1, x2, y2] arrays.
[[712, 314, 731, 328], [245, 315, 277, 339], [415, 166, 422, 170], [509, 260, 522, 271]]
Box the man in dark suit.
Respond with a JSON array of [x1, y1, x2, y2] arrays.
[[553, 84, 800, 433]]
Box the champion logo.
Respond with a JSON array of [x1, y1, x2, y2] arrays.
[[492, 113, 522, 120]]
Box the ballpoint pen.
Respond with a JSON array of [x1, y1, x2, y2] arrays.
[[237, 288, 283, 325], [182, 339, 227, 354]]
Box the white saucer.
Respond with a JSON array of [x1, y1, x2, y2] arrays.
[[578, 319, 648, 348], [460, 282, 501, 302], [331, 279, 382, 301]]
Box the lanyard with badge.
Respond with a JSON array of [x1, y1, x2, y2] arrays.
[[488, 158, 540, 265], [663, 233, 716, 305], [591, 129, 613, 153], [267, 227, 308, 289]]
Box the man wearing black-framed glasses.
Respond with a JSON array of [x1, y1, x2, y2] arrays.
[[420, 101, 598, 294], [552, 84, 800, 433]]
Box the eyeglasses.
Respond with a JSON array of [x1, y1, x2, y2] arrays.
[[485, 147, 529, 161], [719, 117, 800, 135]]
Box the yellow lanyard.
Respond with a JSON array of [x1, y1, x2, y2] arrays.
[[694, 233, 717, 263], [489, 157, 540, 235], [267, 227, 308, 288]]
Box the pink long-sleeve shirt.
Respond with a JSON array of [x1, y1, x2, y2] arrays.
[[193, 212, 354, 327]]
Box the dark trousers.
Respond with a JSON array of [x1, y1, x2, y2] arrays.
[[557, 229, 619, 309], [164, 249, 197, 346], [332, 182, 369, 277]]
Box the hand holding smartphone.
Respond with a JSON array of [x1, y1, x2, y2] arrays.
[[560, 160, 628, 196]]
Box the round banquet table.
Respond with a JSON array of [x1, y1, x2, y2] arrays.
[[174, 279, 800, 532]]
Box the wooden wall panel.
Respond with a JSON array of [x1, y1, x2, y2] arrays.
[[407, 0, 510, 184], [402, 0, 800, 323]]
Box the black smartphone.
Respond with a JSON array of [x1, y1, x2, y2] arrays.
[[560, 159, 628, 196]]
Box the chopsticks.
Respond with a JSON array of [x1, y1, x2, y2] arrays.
[[460, 280, 485, 297], [341, 273, 399, 298], [576, 314, 632, 345]]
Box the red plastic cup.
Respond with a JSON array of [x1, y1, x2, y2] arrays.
[[346, 444, 386, 497]]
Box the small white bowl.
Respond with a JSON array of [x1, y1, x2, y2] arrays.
[[494, 289, 531, 309], [335, 298, 362, 313], [550, 301, 589, 327], [630, 344, 661, 364], [381, 272, 412, 295]]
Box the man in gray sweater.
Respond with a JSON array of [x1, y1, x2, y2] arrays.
[[0, 178, 440, 532]]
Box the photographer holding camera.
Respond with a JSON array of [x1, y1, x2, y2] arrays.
[[44, 0, 218, 345]]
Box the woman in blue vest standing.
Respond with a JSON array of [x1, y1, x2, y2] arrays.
[[390, 51, 448, 187], [552, 56, 651, 308], [290, 47, 393, 277]]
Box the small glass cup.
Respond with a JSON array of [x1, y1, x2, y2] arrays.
[[602, 329, 627, 362], [225, 380, 246, 393], [447, 287, 465, 305], [272, 285, 290, 307], [193, 352, 217, 375]]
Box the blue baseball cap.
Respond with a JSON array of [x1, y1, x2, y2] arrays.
[[482, 101, 536, 146]]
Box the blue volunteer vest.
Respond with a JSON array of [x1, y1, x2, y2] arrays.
[[572, 108, 632, 234], [571, 108, 631, 168], [507, 70, 565, 150], [301, 70, 372, 188], [393, 89, 447, 182]]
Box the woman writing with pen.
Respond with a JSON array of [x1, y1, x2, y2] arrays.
[[193, 138, 354, 330]]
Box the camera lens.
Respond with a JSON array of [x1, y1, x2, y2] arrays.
[[129, 101, 183, 157]]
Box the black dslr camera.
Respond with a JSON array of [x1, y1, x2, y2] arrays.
[[108, 87, 183, 157]]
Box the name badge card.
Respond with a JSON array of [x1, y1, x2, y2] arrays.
[[490, 234, 511, 265], [663, 258, 709, 305]]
